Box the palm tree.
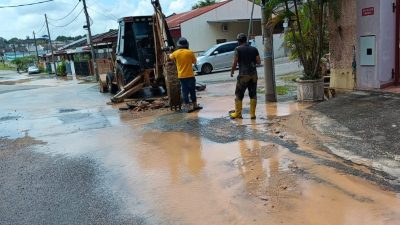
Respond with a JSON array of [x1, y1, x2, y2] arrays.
[[192, 0, 217, 10], [259, 0, 340, 80]]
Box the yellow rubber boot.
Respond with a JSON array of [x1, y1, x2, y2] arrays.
[[229, 100, 242, 119], [250, 99, 257, 120]]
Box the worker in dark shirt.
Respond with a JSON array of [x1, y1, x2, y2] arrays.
[[230, 33, 261, 119]]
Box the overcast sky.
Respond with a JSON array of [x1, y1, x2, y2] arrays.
[[0, 0, 200, 40]]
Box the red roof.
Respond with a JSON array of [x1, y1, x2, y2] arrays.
[[167, 0, 231, 29], [92, 30, 118, 44]]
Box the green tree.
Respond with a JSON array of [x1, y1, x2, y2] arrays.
[[8, 37, 19, 44], [73, 35, 84, 41], [55, 35, 84, 42], [11, 56, 36, 71], [258, 0, 340, 80], [192, 0, 216, 10], [55, 36, 68, 42], [283, 0, 340, 80]]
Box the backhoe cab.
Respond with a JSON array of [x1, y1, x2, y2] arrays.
[[103, 0, 181, 109]]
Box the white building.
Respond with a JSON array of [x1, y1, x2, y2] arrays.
[[167, 0, 264, 53]]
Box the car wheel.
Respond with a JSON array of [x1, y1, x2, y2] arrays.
[[201, 64, 212, 74]]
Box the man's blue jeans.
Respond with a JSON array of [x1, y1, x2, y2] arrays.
[[179, 77, 196, 104]]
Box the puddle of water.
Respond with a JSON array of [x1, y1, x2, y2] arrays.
[[193, 96, 309, 120], [92, 130, 400, 225], [264, 101, 312, 117], [2, 79, 399, 224], [17, 107, 400, 225]]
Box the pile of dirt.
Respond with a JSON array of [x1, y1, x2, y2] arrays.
[[119, 97, 170, 112]]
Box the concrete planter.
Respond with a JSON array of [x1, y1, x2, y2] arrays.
[[296, 78, 324, 102]]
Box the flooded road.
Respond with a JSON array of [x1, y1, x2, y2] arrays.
[[0, 76, 399, 224]]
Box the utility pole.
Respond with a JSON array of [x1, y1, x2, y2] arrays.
[[12, 44, 16, 59], [33, 31, 39, 65], [261, 0, 277, 102], [247, 0, 255, 40], [45, 14, 57, 76], [81, 0, 99, 81]]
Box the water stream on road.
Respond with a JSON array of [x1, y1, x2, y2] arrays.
[[1, 80, 399, 224]]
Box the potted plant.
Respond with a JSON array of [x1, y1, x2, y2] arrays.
[[281, 0, 339, 101]]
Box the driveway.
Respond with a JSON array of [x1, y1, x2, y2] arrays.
[[195, 58, 302, 84]]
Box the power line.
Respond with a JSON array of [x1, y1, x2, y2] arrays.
[[89, 15, 93, 25], [87, 6, 117, 21], [36, 21, 46, 34], [0, 0, 54, 9], [48, 8, 84, 28], [47, 1, 80, 21]]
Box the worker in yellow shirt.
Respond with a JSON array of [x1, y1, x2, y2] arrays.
[[169, 37, 202, 112]]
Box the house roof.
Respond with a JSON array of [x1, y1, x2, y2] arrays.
[[57, 37, 87, 51], [92, 30, 118, 44], [57, 30, 118, 51], [166, 0, 231, 30]]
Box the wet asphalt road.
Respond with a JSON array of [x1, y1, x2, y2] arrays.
[[0, 74, 150, 225], [1, 71, 399, 225], [0, 137, 145, 225]]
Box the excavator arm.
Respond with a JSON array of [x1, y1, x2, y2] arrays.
[[151, 0, 181, 110]]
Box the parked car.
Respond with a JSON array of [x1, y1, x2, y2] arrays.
[[28, 65, 40, 74], [194, 40, 259, 74], [194, 41, 238, 74]]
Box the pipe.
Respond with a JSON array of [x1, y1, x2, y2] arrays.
[[395, 0, 400, 84]]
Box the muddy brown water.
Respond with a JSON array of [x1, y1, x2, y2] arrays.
[[109, 94, 400, 224], [1, 80, 399, 224], [126, 130, 400, 225]]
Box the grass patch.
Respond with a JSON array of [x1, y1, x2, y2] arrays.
[[276, 85, 289, 95], [280, 72, 302, 82], [257, 86, 291, 95], [0, 63, 15, 71], [257, 87, 265, 94]]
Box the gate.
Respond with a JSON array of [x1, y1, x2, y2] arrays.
[[73, 61, 90, 76]]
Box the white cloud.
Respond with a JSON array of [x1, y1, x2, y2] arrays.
[[168, 0, 185, 12], [0, 0, 198, 40], [168, 0, 199, 13]]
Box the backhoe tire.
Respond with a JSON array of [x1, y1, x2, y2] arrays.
[[116, 63, 137, 91], [99, 79, 108, 93], [106, 72, 118, 94]]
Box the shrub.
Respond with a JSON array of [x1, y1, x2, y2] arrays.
[[11, 56, 36, 72], [57, 61, 67, 76], [38, 64, 46, 73]]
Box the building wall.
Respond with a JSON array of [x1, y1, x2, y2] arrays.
[[377, 0, 396, 85], [330, 0, 396, 90], [181, 0, 262, 52], [356, 0, 381, 89], [328, 0, 357, 90], [357, 0, 396, 89], [254, 34, 286, 59]]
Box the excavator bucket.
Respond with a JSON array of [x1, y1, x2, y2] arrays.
[[163, 61, 181, 110]]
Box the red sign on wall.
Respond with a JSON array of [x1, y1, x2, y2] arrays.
[[362, 7, 375, 16]]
